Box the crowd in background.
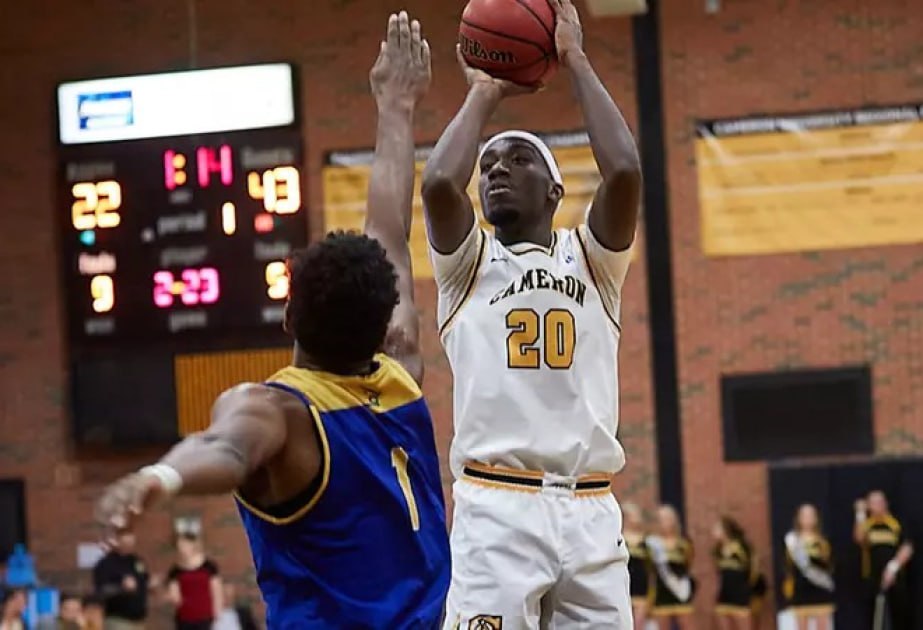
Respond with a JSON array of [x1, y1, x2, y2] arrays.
[[1, 489, 914, 629], [0, 528, 258, 630], [620, 489, 914, 630]]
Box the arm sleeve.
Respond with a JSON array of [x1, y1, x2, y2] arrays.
[[429, 223, 486, 328], [577, 223, 633, 297]]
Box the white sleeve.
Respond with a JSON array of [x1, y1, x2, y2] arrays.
[[428, 222, 486, 325], [576, 224, 633, 302]]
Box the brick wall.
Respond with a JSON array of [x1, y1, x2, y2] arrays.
[[0, 0, 651, 618], [661, 0, 923, 622], [1, 0, 921, 626]]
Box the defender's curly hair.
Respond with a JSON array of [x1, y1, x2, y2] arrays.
[[287, 231, 398, 373]]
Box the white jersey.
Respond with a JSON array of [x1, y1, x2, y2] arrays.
[[431, 222, 633, 478]]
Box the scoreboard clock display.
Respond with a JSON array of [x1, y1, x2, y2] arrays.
[[57, 64, 305, 444]]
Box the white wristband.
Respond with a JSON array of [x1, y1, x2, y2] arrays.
[[885, 560, 900, 577], [855, 510, 867, 525], [139, 464, 184, 496]]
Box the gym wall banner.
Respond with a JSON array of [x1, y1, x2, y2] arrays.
[[322, 131, 609, 279], [696, 104, 923, 257]]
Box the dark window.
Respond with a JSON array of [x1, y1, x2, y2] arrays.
[[0, 479, 27, 559], [721, 366, 873, 461]]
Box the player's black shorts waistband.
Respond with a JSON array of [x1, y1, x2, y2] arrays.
[[462, 462, 612, 495]]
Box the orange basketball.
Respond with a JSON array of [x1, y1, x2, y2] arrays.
[[459, 0, 558, 87]]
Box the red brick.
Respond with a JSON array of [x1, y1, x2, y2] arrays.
[[3, 1, 920, 626]]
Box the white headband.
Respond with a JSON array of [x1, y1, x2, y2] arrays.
[[479, 130, 564, 186]]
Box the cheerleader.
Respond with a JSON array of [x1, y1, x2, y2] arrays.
[[647, 505, 696, 630], [623, 502, 651, 630], [783, 503, 835, 630], [712, 516, 763, 630]]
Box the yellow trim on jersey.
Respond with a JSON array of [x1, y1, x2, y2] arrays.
[[233, 403, 332, 525], [268, 354, 421, 414], [577, 472, 613, 483], [650, 605, 694, 617], [574, 227, 621, 332], [439, 229, 487, 339], [715, 605, 751, 617], [462, 461, 612, 496], [575, 486, 613, 497], [462, 476, 541, 494], [791, 605, 835, 617], [465, 460, 545, 479], [506, 231, 558, 257]]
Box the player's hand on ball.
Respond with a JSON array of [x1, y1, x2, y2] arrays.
[[95, 472, 165, 544], [550, 0, 584, 65], [370, 11, 432, 108], [455, 44, 539, 98]]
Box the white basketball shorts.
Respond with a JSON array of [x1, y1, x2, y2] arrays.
[[443, 463, 633, 630]]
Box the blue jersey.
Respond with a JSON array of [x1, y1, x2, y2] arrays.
[[235, 354, 450, 629]]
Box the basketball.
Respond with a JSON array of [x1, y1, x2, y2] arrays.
[[459, 0, 558, 87]]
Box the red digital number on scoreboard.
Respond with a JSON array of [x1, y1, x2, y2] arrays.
[[153, 268, 221, 308]]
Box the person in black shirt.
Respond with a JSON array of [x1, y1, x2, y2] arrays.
[[783, 503, 834, 630], [648, 505, 696, 630], [92, 531, 148, 630], [712, 516, 766, 630], [854, 490, 914, 630], [622, 502, 651, 630]]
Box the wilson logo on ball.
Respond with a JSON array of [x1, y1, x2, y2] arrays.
[[460, 35, 517, 65]]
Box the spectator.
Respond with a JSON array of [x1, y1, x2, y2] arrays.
[[81, 596, 104, 630], [0, 588, 26, 630], [783, 503, 834, 630], [166, 532, 222, 630], [647, 504, 696, 630], [712, 516, 764, 630], [621, 502, 651, 630], [57, 592, 83, 629], [854, 490, 914, 630], [92, 531, 148, 630]]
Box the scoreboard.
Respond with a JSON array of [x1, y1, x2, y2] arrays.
[[57, 64, 305, 444]]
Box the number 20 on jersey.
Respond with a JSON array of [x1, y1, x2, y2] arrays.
[[506, 308, 576, 369]]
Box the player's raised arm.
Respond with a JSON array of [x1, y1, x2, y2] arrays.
[[421, 48, 535, 255], [94, 384, 290, 535], [553, 0, 641, 252], [364, 11, 431, 385]]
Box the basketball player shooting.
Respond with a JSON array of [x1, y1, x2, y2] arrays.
[[421, 0, 641, 627], [94, 12, 452, 628]]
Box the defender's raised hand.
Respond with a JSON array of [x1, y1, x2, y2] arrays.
[[370, 11, 432, 109], [551, 0, 585, 66]]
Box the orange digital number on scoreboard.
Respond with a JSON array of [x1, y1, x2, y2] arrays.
[[71, 180, 122, 230]]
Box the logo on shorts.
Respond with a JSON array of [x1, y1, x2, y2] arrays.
[[468, 615, 502, 630]]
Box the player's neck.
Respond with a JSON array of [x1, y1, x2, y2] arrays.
[[292, 346, 376, 376]]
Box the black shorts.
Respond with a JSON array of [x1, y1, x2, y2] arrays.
[[176, 621, 213, 630]]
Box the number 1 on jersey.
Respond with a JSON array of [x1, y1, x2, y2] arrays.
[[390, 447, 421, 531], [506, 308, 576, 369]]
